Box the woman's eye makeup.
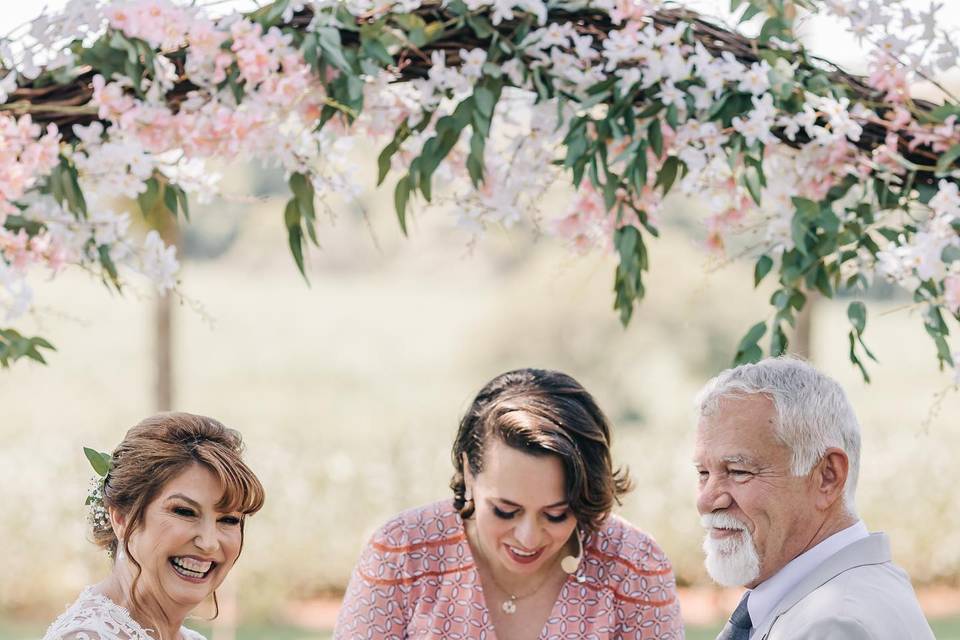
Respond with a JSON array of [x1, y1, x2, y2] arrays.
[[492, 504, 569, 523], [220, 515, 242, 526], [172, 506, 196, 517], [492, 505, 518, 519]]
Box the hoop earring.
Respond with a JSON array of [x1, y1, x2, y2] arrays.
[[560, 527, 583, 574]]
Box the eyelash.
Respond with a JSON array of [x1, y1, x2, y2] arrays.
[[171, 507, 242, 525], [492, 506, 569, 523]]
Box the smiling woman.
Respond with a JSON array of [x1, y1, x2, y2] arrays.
[[42, 413, 266, 640], [335, 368, 683, 639]]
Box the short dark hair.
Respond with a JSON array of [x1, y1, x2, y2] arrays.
[[450, 368, 631, 532]]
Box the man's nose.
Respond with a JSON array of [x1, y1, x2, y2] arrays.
[[697, 475, 733, 514]]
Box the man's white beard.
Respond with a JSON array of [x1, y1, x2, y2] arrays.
[[701, 512, 761, 587]]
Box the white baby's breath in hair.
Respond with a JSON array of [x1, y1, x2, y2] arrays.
[[85, 475, 109, 530], [82, 447, 113, 556]]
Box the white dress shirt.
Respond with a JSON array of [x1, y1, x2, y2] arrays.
[[747, 520, 870, 637]]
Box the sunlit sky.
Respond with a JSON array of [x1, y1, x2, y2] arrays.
[[2, 0, 959, 84]]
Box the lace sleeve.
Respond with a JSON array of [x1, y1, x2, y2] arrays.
[[49, 631, 109, 640], [43, 588, 151, 640]]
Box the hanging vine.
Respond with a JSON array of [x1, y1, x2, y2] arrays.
[[1, 0, 958, 381]]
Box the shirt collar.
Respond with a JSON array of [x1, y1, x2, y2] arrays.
[[747, 520, 869, 632]]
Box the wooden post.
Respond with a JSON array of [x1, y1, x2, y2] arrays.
[[152, 205, 180, 412], [792, 291, 818, 361]]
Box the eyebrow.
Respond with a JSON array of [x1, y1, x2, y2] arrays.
[[165, 493, 201, 508], [496, 498, 569, 509], [692, 455, 757, 466]]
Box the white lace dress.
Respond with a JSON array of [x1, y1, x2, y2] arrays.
[[44, 587, 207, 640]]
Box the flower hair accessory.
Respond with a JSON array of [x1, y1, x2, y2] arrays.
[[84, 447, 112, 536]]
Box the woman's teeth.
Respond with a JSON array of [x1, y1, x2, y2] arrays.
[[171, 556, 213, 579], [510, 546, 536, 557]]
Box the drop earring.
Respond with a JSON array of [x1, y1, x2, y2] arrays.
[[561, 527, 583, 575]]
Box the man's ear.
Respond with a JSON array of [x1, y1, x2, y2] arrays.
[[814, 447, 849, 510]]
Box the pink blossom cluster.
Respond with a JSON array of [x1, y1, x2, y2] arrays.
[[105, 0, 194, 50], [0, 227, 67, 274], [0, 114, 61, 221]]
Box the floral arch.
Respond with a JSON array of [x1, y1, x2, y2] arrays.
[[1, 0, 958, 382]]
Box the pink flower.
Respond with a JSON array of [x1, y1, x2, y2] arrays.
[[91, 75, 135, 121], [945, 275, 960, 315]]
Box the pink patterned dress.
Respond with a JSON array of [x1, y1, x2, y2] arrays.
[[335, 500, 683, 639]]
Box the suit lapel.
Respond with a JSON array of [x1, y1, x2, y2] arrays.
[[752, 533, 890, 639]]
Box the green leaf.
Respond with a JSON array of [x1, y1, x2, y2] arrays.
[[942, 245, 960, 264], [474, 86, 495, 118], [754, 255, 773, 286], [84, 447, 112, 477], [163, 183, 178, 217], [742, 165, 763, 205], [466, 14, 495, 38], [395, 177, 411, 235], [655, 156, 680, 193], [284, 198, 307, 279], [847, 301, 866, 334], [176, 187, 190, 221], [137, 177, 161, 217], [289, 172, 316, 222], [97, 244, 120, 289], [648, 119, 663, 158], [770, 323, 788, 356], [935, 144, 960, 177], [361, 37, 393, 66], [316, 27, 353, 74], [734, 321, 767, 365]]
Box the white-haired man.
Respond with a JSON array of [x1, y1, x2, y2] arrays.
[[694, 356, 934, 640]]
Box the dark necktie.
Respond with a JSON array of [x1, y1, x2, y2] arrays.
[[716, 591, 752, 640]]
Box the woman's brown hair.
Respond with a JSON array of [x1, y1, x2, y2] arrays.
[[450, 368, 631, 533], [91, 412, 265, 624]]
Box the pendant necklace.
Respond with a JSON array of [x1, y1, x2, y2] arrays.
[[468, 522, 556, 615], [489, 565, 555, 614]]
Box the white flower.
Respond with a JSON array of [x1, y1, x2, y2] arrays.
[[732, 94, 777, 146], [140, 230, 179, 292], [738, 61, 771, 96], [460, 48, 487, 79], [656, 81, 685, 107], [0, 72, 17, 104], [688, 85, 713, 112], [616, 67, 642, 92], [930, 180, 960, 220], [571, 34, 598, 61]]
